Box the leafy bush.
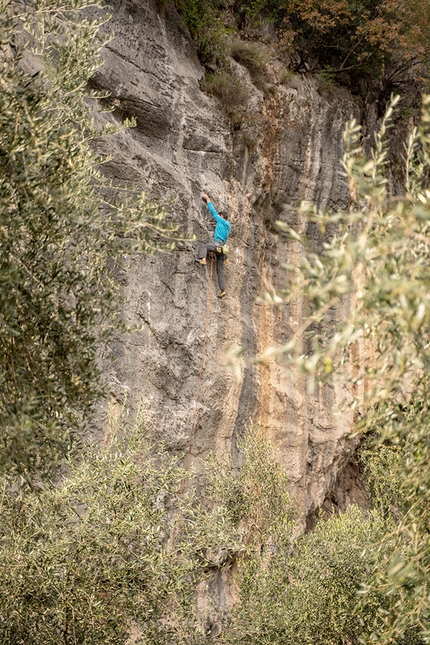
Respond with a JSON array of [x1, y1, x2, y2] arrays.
[[0, 413, 420, 645], [207, 429, 396, 645], [232, 0, 287, 26], [0, 413, 206, 645], [230, 40, 269, 87], [171, 0, 430, 87], [262, 94, 430, 643], [359, 437, 403, 516], [206, 424, 296, 545], [0, 421, 292, 645], [174, 0, 228, 63], [0, 2, 179, 481], [204, 70, 249, 122], [222, 505, 389, 645]]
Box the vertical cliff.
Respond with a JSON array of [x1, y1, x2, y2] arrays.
[[94, 0, 362, 517]]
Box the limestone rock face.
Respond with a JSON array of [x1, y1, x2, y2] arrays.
[[95, 0, 361, 518]]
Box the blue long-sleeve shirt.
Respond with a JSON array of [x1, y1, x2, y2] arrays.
[[207, 202, 230, 244]]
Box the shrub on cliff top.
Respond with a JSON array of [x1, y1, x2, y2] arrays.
[[230, 40, 269, 87], [174, 0, 228, 63], [204, 70, 250, 123]]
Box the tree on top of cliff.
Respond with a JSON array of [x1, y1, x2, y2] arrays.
[[0, 1, 179, 484], [172, 0, 430, 89], [280, 0, 430, 82]]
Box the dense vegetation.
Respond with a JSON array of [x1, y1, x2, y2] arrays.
[[1, 413, 424, 644], [0, 414, 205, 645], [0, 413, 407, 645], [173, 0, 430, 91]]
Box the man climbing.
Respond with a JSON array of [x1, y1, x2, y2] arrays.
[[195, 193, 231, 299]]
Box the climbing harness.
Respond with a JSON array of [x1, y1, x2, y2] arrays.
[[215, 243, 229, 256], [183, 253, 215, 472]]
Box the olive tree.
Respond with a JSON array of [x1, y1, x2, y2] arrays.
[[261, 94, 430, 643], [0, 1, 179, 481], [0, 411, 206, 645]]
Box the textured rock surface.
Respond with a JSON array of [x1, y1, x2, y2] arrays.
[[94, 0, 362, 518]]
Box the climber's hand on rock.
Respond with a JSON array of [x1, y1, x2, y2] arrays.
[[201, 193, 209, 203]]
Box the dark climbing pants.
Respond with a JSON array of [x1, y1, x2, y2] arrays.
[[197, 242, 226, 292]]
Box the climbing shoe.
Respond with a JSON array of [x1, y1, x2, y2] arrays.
[[195, 258, 206, 265], [218, 290, 226, 299]]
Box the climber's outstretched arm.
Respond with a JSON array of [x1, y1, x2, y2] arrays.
[[201, 193, 222, 224]]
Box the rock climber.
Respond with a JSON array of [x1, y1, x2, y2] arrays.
[[195, 193, 231, 299]]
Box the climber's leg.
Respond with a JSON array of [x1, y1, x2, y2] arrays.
[[216, 254, 226, 293], [196, 243, 216, 264]]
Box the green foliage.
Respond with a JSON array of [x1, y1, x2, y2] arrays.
[[222, 505, 388, 645], [0, 411, 206, 645], [206, 425, 296, 546], [359, 437, 403, 516], [209, 429, 413, 645], [171, 0, 430, 86], [230, 39, 268, 87], [174, 0, 229, 63], [360, 403, 430, 644], [0, 420, 296, 645], [317, 66, 336, 91], [232, 0, 287, 26], [204, 70, 249, 123], [0, 411, 419, 645], [287, 508, 384, 645], [0, 2, 180, 482], [264, 94, 430, 642]]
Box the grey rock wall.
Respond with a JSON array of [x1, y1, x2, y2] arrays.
[[94, 0, 361, 518]]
